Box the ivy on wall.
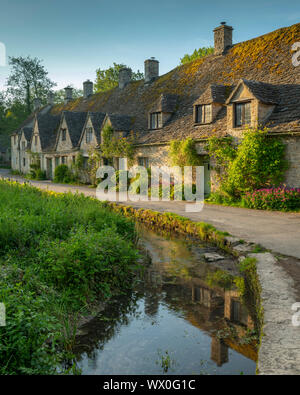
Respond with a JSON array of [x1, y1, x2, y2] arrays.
[[101, 125, 135, 166], [169, 138, 202, 167], [207, 127, 288, 198]]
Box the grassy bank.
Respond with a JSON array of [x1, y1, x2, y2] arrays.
[[0, 180, 140, 374]]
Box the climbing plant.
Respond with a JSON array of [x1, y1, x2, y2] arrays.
[[207, 127, 288, 198], [101, 124, 135, 165], [169, 138, 202, 167]]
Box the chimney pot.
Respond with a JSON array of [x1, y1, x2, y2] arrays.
[[33, 97, 41, 112], [119, 68, 132, 89], [83, 80, 93, 99], [64, 86, 73, 103], [47, 91, 54, 105], [213, 23, 233, 55], [144, 58, 159, 84]]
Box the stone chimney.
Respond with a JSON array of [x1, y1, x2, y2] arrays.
[[47, 91, 54, 105], [119, 68, 132, 89], [213, 22, 233, 55], [83, 80, 93, 99], [144, 57, 159, 84], [64, 86, 73, 104], [33, 97, 41, 112]]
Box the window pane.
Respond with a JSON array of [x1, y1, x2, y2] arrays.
[[235, 104, 242, 127], [196, 106, 202, 123], [244, 102, 251, 125], [158, 113, 162, 128], [204, 105, 212, 123]]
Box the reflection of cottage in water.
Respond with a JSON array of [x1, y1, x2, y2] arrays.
[[144, 265, 257, 367]]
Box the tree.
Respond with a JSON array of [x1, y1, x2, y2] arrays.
[[6, 56, 56, 113], [180, 47, 214, 65], [94, 63, 143, 93]]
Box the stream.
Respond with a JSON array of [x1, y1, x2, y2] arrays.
[[72, 225, 257, 375]]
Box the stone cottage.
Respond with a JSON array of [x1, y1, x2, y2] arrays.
[[11, 22, 300, 192]]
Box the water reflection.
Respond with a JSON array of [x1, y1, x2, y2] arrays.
[[73, 227, 257, 375]]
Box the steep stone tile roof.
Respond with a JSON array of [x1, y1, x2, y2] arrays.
[[63, 111, 87, 147], [89, 112, 106, 143], [36, 113, 61, 150], [194, 85, 232, 105], [22, 127, 33, 141], [14, 22, 300, 149], [106, 114, 134, 131]]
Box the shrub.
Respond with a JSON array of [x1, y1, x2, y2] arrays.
[[242, 187, 300, 211], [54, 164, 73, 183], [37, 226, 139, 301], [207, 128, 288, 198]]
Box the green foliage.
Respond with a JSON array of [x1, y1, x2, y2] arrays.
[[169, 138, 202, 167], [7, 56, 56, 113], [207, 128, 288, 198], [180, 47, 214, 65], [101, 124, 135, 165], [206, 270, 235, 290], [0, 180, 139, 374], [94, 63, 143, 93], [54, 164, 73, 183]]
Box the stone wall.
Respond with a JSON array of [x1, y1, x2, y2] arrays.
[[284, 135, 300, 188]]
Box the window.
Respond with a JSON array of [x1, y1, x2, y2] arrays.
[[138, 157, 149, 168], [235, 102, 251, 127], [55, 157, 60, 167], [61, 156, 67, 164], [195, 105, 212, 124], [23, 158, 26, 167], [150, 112, 162, 129], [86, 128, 93, 143], [61, 129, 67, 141], [34, 135, 38, 146], [72, 156, 76, 164]]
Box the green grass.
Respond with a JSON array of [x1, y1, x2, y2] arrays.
[[0, 180, 140, 374]]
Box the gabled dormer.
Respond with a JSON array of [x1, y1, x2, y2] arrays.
[[31, 113, 61, 153], [20, 127, 32, 151], [79, 112, 106, 151], [30, 116, 42, 153], [193, 85, 230, 125], [226, 79, 279, 131], [100, 114, 133, 143], [148, 94, 178, 130], [55, 111, 87, 151]]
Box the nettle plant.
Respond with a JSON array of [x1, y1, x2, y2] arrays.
[[207, 127, 288, 198]]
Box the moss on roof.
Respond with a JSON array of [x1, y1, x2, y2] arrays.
[[44, 22, 300, 144]]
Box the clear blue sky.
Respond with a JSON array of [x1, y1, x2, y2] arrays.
[[0, 0, 299, 91]]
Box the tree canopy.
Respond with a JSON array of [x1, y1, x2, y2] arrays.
[[6, 56, 56, 113], [180, 47, 214, 65], [94, 63, 143, 93]]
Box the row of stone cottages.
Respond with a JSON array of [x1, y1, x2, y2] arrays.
[[11, 22, 300, 194]]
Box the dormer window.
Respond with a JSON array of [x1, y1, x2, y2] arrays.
[[195, 105, 212, 124], [61, 129, 67, 141], [34, 135, 38, 146], [150, 112, 162, 129], [235, 102, 251, 127], [86, 127, 93, 143]]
